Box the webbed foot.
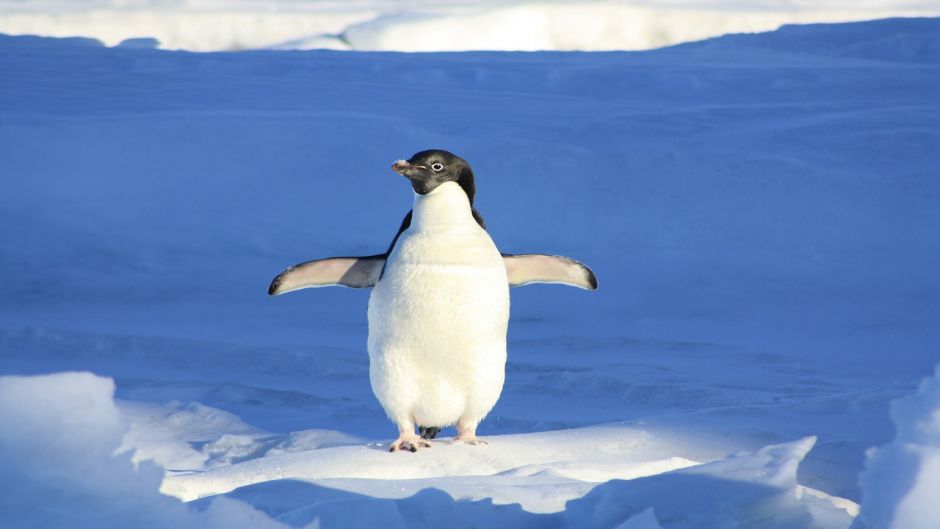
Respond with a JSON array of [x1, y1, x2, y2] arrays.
[[389, 436, 432, 453]]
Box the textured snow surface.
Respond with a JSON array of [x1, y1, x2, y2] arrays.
[[1, 16, 939, 529], [1, 0, 939, 51], [0, 372, 296, 529], [853, 366, 940, 529], [0, 372, 852, 529]]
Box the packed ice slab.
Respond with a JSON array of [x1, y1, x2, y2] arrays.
[[1, 372, 859, 529]]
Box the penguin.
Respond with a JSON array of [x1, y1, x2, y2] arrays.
[[269, 150, 596, 452]]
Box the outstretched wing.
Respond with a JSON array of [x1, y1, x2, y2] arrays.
[[502, 254, 598, 291], [268, 255, 386, 295]]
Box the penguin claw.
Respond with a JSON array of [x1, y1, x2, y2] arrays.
[[389, 437, 432, 453]]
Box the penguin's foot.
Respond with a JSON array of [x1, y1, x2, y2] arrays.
[[454, 423, 487, 445], [389, 435, 431, 453]]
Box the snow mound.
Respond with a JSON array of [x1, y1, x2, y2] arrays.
[[161, 425, 703, 508], [120, 399, 270, 471], [0, 372, 855, 528], [340, 4, 936, 52], [853, 365, 940, 529], [0, 372, 296, 529], [0, 0, 938, 51], [178, 435, 853, 528], [120, 399, 369, 472], [0, 2, 368, 51], [565, 437, 822, 529]]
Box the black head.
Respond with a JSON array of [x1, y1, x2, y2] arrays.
[[391, 149, 476, 203]]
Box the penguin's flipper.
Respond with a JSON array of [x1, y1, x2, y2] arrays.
[[268, 255, 386, 295], [503, 254, 598, 291]]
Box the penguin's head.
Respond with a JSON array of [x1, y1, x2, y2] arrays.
[[391, 149, 476, 203]]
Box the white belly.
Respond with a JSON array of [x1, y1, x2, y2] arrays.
[[367, 221, 509, 428]]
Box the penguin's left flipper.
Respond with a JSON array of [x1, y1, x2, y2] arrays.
[[268, 256, 386, 295], [503, 254, 598, 291]]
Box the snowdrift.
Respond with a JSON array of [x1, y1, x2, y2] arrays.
[[853, 366, 940, 529], [0, 372, 292, 529], [0, 372, 856, 529], [1, 0, 939, 51]]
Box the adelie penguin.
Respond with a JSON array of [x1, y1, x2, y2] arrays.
[[269, 150, 597, 452]]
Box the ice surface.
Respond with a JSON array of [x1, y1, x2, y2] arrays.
[[853, 365, 940, 529], [0, 372, 853, 528], [1, 16, 938, 528], [1, 0, 939, 51], [0, 372, 295, 529]]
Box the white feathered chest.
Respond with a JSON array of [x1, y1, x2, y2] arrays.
[[366, 182, 510, 429]]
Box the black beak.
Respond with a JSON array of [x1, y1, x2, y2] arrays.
[[392, 159, 425, 176]]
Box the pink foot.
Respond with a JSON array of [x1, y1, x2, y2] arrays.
[[389, 436, 431, 453], [454, 422, 487, 445]]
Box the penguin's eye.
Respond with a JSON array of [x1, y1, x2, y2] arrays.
[[431, 162, 444, 172]]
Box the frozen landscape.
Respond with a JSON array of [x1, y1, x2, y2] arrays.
[[1, 13, 939, 529], [2, 0, 940, 51]]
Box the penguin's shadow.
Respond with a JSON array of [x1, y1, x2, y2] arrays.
[[193, 471, 810, 529]]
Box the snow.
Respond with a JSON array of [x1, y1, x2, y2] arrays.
[[339, 4, 938, 53], [0, 372, 296, 529], [1, 0, 940, 51], [0, 372, 853, 528], [853, 366, 940, 529], [1, 15, 940, 529]]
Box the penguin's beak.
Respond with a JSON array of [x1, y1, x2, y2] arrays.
[[391, 160, 425, 177]]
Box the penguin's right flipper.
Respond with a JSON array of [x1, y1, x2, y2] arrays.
[[268, 255, 386, 295], [503, 254, 598, 290]]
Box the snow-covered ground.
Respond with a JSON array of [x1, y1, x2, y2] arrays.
[[1, 0, 940, 51], [1, 16, 939, 528]]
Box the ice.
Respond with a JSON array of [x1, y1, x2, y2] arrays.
[[616, 508, 664, 529], [0, 372, 295, 529], [853, 365, 940, 529], [1, 0, 939, 51], [0, 371, 854, 528], [1, 15, 938, 528]]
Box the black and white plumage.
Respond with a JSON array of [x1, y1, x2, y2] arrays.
[[269, 150, 596, 452]]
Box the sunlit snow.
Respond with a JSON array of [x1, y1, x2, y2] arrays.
[[0, 0, 939, 51]]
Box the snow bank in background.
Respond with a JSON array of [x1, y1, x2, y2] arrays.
[[853, 365, 940, 529], [340, 4, 933, 52], [1, 0, 938, 51], [0, 372, 294, 529], [0, 1, 371, 51]]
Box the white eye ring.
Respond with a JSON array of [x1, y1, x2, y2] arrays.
[[431, 162, 444, 172]]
